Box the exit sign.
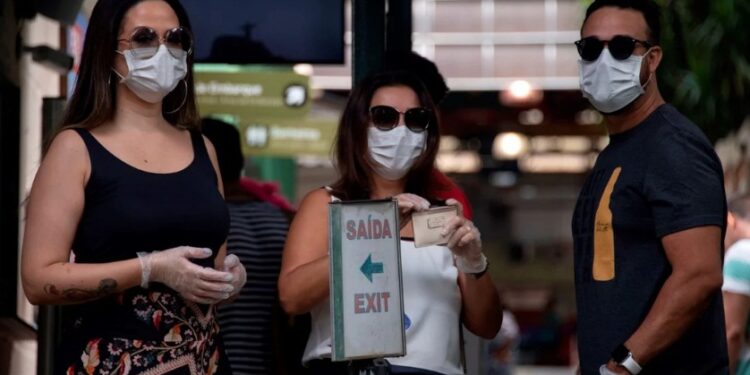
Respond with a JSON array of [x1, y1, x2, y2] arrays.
[[329, 199, 406, 361]]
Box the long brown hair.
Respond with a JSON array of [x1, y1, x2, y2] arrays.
[[330, 71, 442, 201], [52, 0, 198, 148]]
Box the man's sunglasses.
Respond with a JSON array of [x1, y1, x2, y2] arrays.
[[118, 26, 193, 60], [574, 35, 653, 62], [369, 105, 431, 132]]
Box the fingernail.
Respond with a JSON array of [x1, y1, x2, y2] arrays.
[[225, 286, 234, 293], [202, 248, 212, 255], [223, 293, 231, 299], [225, 274, 234, 282]]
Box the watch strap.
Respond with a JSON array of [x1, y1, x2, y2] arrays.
[[611, 344, 642, 375]]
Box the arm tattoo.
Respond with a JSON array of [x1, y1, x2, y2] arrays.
[[44, 278, 118, 301]]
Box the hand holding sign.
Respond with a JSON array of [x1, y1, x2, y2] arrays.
[[394, 193, 430, 229]]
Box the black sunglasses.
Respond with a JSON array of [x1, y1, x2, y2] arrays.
[[369, 105, 431, 132], [575, 35, 653, 62], [118, 26, 193, 60]]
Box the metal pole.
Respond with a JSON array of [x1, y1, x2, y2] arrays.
[[352, 0, 386, 85], [386, 0, 412, 53]]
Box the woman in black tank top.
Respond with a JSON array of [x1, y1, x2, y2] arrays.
[[20, 1, 245, 374]]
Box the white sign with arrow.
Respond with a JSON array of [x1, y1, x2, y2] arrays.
[[329, 199, 406, 361]]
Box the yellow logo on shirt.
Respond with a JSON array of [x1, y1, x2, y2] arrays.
[[593, 167, 621, 281]]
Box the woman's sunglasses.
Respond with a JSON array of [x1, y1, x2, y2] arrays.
[[118, 26, 193, 59], [370, 105, 431, 132], [574, 35, 653, 62]]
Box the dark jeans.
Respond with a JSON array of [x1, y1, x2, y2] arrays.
[[306, 359, 443, 375]]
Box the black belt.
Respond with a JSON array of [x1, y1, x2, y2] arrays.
[[306, 358, 390, 375]]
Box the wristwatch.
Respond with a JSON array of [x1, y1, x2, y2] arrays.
[[611, 344, 642, 375], [469, 261, 489, 279]]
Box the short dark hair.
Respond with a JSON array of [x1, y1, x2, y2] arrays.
[[383, 50, 450, 105], [729, 194, 750, 220], [583, 0, 662, 45], [60, 0, 199, 132], [201, 118, 244, 183], [330, 71, 441, 201]]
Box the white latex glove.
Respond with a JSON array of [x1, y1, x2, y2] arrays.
[[394, 193, 430, 213], [137, 246, 235, 304], [221, 254, 247, 297], [441, 199, 487, 274], [394, 193, 431, 229]]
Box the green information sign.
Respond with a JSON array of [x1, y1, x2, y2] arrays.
[[195, 64, 337, 157], [238, 117, 337, 157], [194, 64, 311, 118]]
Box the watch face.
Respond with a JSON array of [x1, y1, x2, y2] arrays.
[[612, 344, 630, 362]]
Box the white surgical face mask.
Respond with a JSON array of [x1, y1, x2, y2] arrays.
[[579, 48, 651, 113], [368, 125, 427, 181], [113, 44, 187, 103]]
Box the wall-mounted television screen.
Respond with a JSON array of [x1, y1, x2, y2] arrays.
[[181, 0, 344, 65]]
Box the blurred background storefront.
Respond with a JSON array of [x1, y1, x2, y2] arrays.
[[0, 1, 748, 374]]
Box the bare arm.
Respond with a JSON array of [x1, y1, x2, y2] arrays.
[[203, 135, 228, 268], [444, 198, 502, 338], [608, 226, 723, 369], [458, 271, 503, 339], [21, 130, 142, 305], [278, 189, 331, 315], [724, 291, 750, 374]]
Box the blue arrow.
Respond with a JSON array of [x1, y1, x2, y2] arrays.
[[360, 254, 384, 282]]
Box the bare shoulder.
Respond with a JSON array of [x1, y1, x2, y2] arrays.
[[33, 128, 91, 189], [298, 188, 333, 212], [45, 129, 90, 171], [201, 134, 217, 156], [290, 188, 332, 227], [48, 129, 87, 154]]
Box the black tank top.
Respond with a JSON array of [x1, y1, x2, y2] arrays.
[[63, 128, 229, 340], [72, 127, 229, 265]]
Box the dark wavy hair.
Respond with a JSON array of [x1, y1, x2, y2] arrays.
[[330, 71, 442, 201], [584, 0, 661, 45], [54, 0, 198, 143]]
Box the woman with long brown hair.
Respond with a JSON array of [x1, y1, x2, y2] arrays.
[[279, 71, 502, 374], [21, 0, 245, 373]]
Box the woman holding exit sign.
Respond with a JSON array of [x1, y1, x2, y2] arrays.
[[279, 71, 502, 374]]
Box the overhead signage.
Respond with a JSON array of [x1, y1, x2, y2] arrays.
[[195, 64, 337, 157], [238, 117, 337, 157], [194, 64, 311, 118], [329, 199, 406, 361]]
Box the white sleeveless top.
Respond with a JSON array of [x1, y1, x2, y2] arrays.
[[303, 189, 464, 374]]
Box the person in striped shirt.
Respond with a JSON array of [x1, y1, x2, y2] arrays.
[[724, 194, 750, 375], [202, 118, 297, 375]]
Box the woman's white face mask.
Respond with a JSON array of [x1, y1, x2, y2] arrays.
[[368, 126, 426, 181], [113, 44, 187, 103]]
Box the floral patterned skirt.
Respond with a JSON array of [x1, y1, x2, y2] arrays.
[[60, 289, 230, 375]]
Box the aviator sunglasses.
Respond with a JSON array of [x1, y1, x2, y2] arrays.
[[117, 26, 194, 59], [575, 35, 653, 62], [369, 105, 431, 132]]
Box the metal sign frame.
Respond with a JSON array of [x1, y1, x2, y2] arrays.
[[329, 198, 406, 361]]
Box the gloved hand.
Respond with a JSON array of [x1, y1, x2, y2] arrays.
[[137, 246, 235, 304], [442, 199, 487, 274], [221, 254, 247, 297], [394, 193, 430, 228]]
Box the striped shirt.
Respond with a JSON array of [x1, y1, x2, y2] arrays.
[[723, 238, 750, 375], [217, 201, 289, 375]]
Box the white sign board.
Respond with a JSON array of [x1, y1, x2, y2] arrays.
[[329, 199, 406, 361]]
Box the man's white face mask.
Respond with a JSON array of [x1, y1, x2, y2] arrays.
[[579, 47, 653, 114]]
